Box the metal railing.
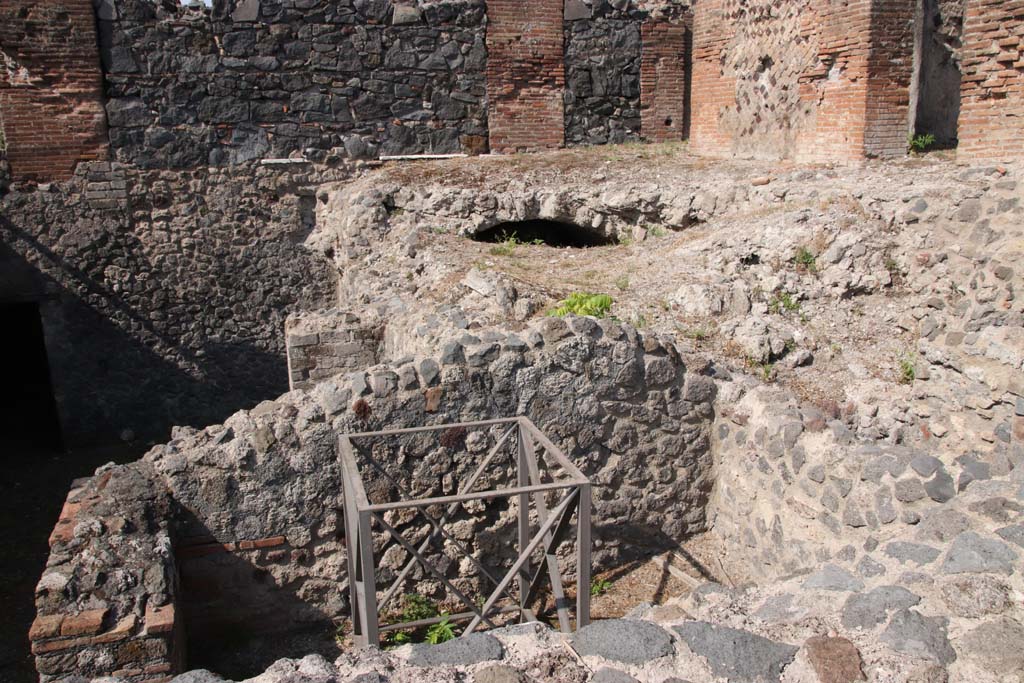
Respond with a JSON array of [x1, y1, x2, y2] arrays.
[[339, 416, 592, 647]]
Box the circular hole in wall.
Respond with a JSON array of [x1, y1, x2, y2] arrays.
[[473, 220, 615, 248], [664, 117, 674, 127]]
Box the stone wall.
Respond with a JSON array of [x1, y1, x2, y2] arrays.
[[34, 314, 717, 681], [564, 14, 642, 146], [0, 0, 108, 181], [688, 0, 912, 162], [96, 0, 489, 167], [0, 161, 339, 444], [958, 0, 1024, 159]]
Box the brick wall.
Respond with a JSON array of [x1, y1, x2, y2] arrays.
[[689, 0, 911, 162], [0, 0, 107, 181], [959, 0, 1024, 159], [864, 0, 917, 158], [485, 0, 566, 152], [640, 20, 689, 142]]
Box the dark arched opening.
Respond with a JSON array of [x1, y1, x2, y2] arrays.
[[473, 219, 614, 248]]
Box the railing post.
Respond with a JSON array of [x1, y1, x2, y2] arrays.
[[516, 424, 531, 620], [358, 509, 379, 646], [576, 482, 591, 629]]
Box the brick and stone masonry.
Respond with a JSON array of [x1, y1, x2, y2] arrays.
[[0, 0, 108, 181], [958, 0, 1024, 160], [689, 0, 913, 162]]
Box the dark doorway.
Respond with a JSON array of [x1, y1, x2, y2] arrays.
[[474, 219, 615, 248], [0, 302, 62, 451], [912, 0, 963, 149]]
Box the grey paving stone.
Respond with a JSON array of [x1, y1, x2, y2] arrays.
[[857, 555, 887, 578], [894, 477, 927, 503], [841, 586, 921, 630], [473, 664, 524, 683], [924, 468, 955, 503], [880, 609, 956, 665], [941, 531, 1019, 575], [673, 622, 798, 683], [590, 668, 639, 683], [572, 619, 674, 664], [956, 618, 1024, 674], [407, 633, 504, 667], [911, 454, 942, 477], [802, 564, 865, 592], [940, 574, 1013, 618], [916, 509, 972, 543], [884, 542, 941, 566], [995, 524, 1024, 549]]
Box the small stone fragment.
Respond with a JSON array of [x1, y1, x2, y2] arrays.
[[803, 636, 865, 683]]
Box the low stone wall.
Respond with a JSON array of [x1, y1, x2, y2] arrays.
[[34, 313, 716, 680], [30, 463, 182, 682], [0, 160, 341, 444]]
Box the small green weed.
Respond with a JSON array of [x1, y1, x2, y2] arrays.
[[679, 325, 711, 342], [487, 231, 543, 256], [425, 616, 457, 644], [649, 226, 667, 238], [618, 234, 633, 246], [549, 292, 614, 318], [908, 133, 936, 153], [794, 247, 817, 273], [898, 354, 916, 384], [591, 578, 612, 596], [615, 276, 630, 291], [768, 291, 800, 315]]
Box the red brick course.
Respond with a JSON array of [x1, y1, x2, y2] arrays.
[[959, 0, 1024, 159], [641, 20, 689, 142], [485, 0, 566, 153], [0, 0, 108, 181]]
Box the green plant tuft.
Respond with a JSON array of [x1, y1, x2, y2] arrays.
[[908, 133, 936, 153], [794, 247, 817, 273], [590, 578, 612, 596], [768, 291, 800, 315], [548, 292, 613, 318], [425, 616, 457, 644], [615, 276, 630, 291], [898, 355, 916, 384]]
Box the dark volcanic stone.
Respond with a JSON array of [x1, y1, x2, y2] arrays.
[[407, 633, 503, 667], [572, 619, 674, 664], [673, 621, 798, 682]]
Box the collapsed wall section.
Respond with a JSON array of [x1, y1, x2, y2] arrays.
[[32, 314, 716, 681], [0, 0, 108, 181]]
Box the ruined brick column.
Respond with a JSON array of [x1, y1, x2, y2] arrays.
[[689, 0, 913, 162], [0, 0, 108, 181], [640, 20, 689, 143], [485, 0, 566, 153], [958, 0, 1024, 160]]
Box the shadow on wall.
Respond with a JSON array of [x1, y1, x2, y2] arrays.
[[0, 233, 288, 447], [171, 505, 345, 680]]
